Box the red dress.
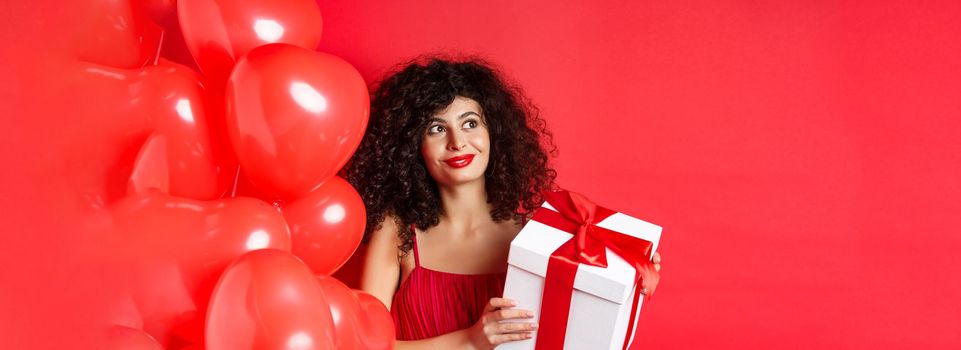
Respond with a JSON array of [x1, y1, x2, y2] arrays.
[[391, 231, 507, 341]]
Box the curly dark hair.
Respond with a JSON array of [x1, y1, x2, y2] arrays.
[[342, 56, 557, 254]]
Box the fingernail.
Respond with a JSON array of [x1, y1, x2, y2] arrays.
[[526, 311, 534, 317], [510, 300, 517, 306], [531, 323, 539, 329]]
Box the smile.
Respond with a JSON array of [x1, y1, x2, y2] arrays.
[[443, 154, 475, 168]]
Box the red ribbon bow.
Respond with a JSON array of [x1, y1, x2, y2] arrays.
[[532, 190, 659, 350]]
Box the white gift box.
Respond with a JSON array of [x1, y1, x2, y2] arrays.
[[498, 201, 661, 350]]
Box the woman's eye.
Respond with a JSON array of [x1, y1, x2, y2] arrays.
[[428, 125, 445, 134], [463, 120, 478, 129]]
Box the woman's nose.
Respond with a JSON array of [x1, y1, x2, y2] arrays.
[[447, 131, 467, 151]]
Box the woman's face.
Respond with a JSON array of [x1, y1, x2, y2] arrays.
[[420, 96, 491, 187]]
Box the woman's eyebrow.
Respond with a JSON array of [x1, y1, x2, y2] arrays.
[[429, 111, 480, 124], [458, 111, 481, 119]]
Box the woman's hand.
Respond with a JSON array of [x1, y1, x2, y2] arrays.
[[639, 251, 663, 296], [653, 251, 662, 272], [468, 297, 537, 350]]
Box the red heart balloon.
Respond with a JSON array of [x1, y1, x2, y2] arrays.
[[355, 291, 397, 349], [283, 176, 366, 275], [226, 43, 369, 199], [206, 249, 337, 350], [129, 62, 231, 200], [34, 59, 230, 206], [110, 192, 291, 347], [178, 0, 323, 84], [315, 276, 395, 350]]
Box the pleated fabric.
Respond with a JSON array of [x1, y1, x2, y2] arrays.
[[391, 231, 507, 341]]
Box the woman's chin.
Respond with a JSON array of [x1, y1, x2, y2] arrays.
[[438, 172, 485, 187]]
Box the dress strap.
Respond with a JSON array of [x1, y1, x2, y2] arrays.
[[410, 224, 421, 267]]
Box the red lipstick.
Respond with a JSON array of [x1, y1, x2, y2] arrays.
[[443, 154, 475, 168]]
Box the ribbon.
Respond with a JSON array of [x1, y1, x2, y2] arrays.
[[533, 190, 658, 350]]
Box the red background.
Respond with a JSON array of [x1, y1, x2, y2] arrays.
[[316, 1, 961, 348], [1, 0, 959, 348]]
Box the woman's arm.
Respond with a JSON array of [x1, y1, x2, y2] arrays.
[[360, 216, 403, 309]]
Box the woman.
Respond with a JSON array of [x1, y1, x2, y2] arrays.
[[344, 57, 661, 349]]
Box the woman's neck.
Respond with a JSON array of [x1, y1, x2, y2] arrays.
[[437, 178, 492, 232]]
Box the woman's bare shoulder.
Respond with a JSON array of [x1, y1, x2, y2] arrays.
[[360, 214, 404, 307], [368, 213, 404, 257]]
